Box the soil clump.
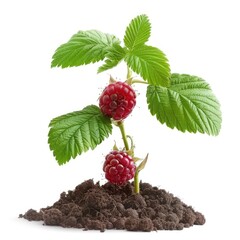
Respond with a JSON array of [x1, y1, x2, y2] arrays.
[[20, 179, 205, 231]]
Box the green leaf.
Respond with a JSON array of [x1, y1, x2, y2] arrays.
[[124, 14, 151, 50], [146, 74, 222, 135], [125, 45, 170, 86], [136, 154, 149, 173], [98, 44, 127, 73], [51, 30, 120, 68], [48, 105, 112, 165]]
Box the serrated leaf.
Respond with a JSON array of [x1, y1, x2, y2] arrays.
[[124, 45, 170, 86], [124, 14, 151, 50], [48, 105, 112, 165], [51, 30, 120, 68], [146, 74, 222, 135], [98, 44, 127, 73]]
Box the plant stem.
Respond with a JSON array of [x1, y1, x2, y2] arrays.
[[126, 135, 134, 150], [127, 67, 132, 79], [131, 79, 148, 84], [117, 121, 130, 151], [117, 121, 140, 194], [134, 171, 140, 193]]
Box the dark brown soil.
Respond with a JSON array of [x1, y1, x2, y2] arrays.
[[19, 179, 205, 231]]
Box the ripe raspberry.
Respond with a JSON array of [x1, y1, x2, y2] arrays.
[[103, 151, 136, 185], [99, 81, 136, 121]]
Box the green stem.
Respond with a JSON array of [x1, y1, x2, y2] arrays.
[[127, 67, 132, 80], [131, 79, 148, 84], [134, 171, 140, 193], [126, 135, 134, 150], [117, 121, 140, 194], [117, 121, 130, 151]]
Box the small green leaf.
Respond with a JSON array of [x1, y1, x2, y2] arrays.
[[136, 154, 149, 172], [51, 30, 120, 68], [112, 141, 119, 151], [98, 44, 127, 73], [48, 105, 112, 165], [124, 14, 151, 50], [124, 45, 170, 86], [133, 157, 142, 162], [146, 74, 222, 135]]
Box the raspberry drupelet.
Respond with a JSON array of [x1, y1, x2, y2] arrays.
[[99, 81, 136, 121], [103, 150, 136, 185]]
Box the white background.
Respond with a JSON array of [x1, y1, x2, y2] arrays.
[[1, 0, 240, 239]]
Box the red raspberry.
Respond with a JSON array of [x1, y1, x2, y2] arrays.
[[103, 151, 136, 185], [99, 81, 136, 121]]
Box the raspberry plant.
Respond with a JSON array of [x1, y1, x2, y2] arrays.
[[48, 15, 222, 193]]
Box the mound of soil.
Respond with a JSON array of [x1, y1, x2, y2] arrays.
[[19, 179, 205, 231]]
